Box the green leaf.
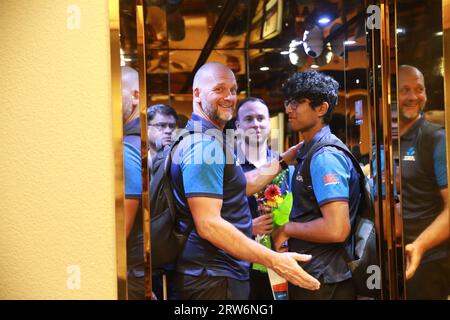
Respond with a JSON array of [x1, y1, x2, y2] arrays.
[[272, 192, 293, 227]]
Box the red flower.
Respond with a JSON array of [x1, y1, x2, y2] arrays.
[[264, 184, 281, 200]]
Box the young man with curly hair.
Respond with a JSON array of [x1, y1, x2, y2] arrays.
[[273, 70, 361, 300]]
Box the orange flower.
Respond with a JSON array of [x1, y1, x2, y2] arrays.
[[264, 184, 281, 200]]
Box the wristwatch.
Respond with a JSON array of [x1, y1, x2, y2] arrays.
[[278, 155, 288, 170]]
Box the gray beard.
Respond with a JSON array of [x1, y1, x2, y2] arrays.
[[203, 102, 230, 127]]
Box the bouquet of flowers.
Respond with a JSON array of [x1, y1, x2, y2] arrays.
[[252, 168, 293, 300]]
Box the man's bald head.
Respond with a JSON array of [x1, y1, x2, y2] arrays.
[[192, 62, 238, 128], [399, 65, 425, 83], [121, 66, 139, 123], [193, 62, 235, 89]]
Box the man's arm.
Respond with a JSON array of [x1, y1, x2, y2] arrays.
[[245, 143, 302, 196], [187, 197, 320, 290], [125, 198, 139, 238], [405, 188, 449, 280], [123, 142, 142, 239], [273, 150, 352, 250], [273, 201, 351, 250]]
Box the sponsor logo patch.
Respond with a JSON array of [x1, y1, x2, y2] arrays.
[[323, 173, 339, 186]]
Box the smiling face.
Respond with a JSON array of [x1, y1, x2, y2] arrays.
[[398, 66, 427, 123], [236, 100, 270, 145], [193, 63, 238, 128]]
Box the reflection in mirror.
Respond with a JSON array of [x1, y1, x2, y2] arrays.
[[120, 0, 154, 300], [397, 0, 450, 300]]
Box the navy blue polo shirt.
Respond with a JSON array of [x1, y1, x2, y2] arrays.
[[289, 126, 361, 284], [400, 117, 449, 263], [171, 113, 253, 280]]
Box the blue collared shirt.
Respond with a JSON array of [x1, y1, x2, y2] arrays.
[[289, 125, 360, 284], [171, 113, 252, 280]]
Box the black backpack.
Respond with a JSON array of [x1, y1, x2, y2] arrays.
[[301, 138, 380, 299], [149, 131, 195, 269]]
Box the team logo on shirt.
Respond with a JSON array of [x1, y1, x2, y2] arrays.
[[403, 147, 416, 161], [323, 173, 339, 186], [296, 173, 303, 182]]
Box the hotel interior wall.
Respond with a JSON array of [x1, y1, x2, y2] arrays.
[[0, 0, 117, 299]]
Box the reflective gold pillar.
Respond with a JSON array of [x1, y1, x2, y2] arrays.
[[136, 0, 152, 300], [109, 0, 128, 300]]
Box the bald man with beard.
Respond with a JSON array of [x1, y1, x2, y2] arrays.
[[398, 65, 450, 299], [169, 62, 320, 299]]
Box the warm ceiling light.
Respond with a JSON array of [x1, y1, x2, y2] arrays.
[[396, 28, 405, 34], [318, 17, 331, 24], [436, 31, 443, 36], [289, 52, 299, 65], [310, 64, 319, 69], [260, 66, 269, 71]]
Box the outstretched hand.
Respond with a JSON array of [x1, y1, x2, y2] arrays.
[[271, 252, 320, 291]]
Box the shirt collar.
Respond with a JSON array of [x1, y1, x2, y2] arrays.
[[186, 113, 222, 133], [123, 117, 140, 136], [241, 148, 277, 166], [401, 115, 425, 141], [184, 113, 226, 144], [298, 125, 331, 160]]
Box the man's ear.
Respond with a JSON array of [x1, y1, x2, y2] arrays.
[[132, 90, 139, 105], [317, 102, 329, 118], [193, 88, 201, 103]]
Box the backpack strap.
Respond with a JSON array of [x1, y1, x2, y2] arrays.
[[301, 139, 365, 196], [162, 130, 231, 236], [162, 130, 196, 235]]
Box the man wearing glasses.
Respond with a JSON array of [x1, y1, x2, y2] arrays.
[[273, 70, 361, 300], [147, 104, 178, 158]]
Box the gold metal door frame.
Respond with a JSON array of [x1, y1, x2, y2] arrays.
[[109, 0, 128, 300], [368, 0, 405, 299], [135, 0, 152, 300]]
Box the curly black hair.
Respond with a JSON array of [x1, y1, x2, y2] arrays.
[[282, 70, 339, 124]]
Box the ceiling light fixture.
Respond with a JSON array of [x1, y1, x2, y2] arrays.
[[344, 40, 356, 45], [260, 66, 269, 71], [289, 53, 299, 65], [318, 17, 331, 24]]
